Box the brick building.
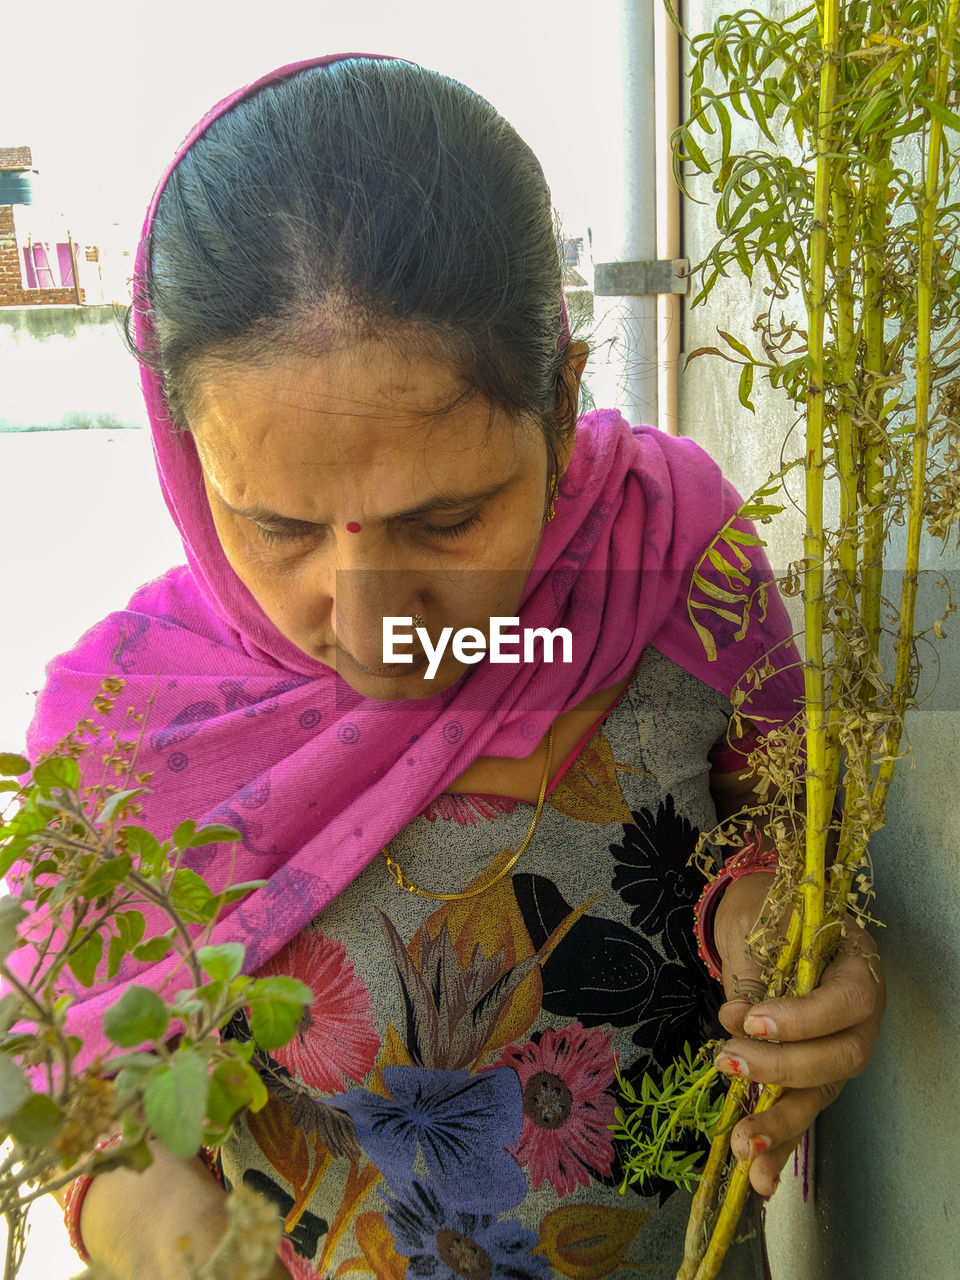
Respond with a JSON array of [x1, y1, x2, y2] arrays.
[[0, 146, 85, 306]]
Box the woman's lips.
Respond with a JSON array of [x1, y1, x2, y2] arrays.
[[333, 645, 431, 678]]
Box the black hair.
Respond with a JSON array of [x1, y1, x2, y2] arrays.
[[128, 57, 579, 481]]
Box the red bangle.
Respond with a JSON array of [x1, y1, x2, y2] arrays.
[[63, 1139, 223, 1262], [63, 1133, 127, 1262], [693, 829, 779, 982]]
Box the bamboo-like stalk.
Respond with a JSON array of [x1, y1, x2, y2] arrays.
[[677, 6, 842, 1274], [873, 0, 959, 815], [827, 165, 860, 802], [661, 6, 960, 1279], [798, 0, 840, 996], [676, 1085, 743, 1280], [859, 152, 891, 653]]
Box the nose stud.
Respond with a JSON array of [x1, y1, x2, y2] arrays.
[[413, 613, 425, 628]]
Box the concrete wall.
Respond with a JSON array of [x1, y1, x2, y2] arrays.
[[680, 3, 960, 1276], [0, 304, 148, 431]]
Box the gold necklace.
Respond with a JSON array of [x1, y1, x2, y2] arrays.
[[381, 726, 555, 901]]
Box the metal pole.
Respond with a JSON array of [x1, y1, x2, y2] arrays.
[[589, 0, 660, 427]]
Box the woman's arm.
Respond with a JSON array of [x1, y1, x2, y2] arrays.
[[708, 759, 885, 1196]]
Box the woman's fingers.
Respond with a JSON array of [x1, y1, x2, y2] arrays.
[[717, 917, 885, 1087], [734, 940, 883, 1043], [714, 1020, 875, 1088], [728, 1082, 842, 1196]]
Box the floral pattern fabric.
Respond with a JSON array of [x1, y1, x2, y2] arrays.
[[220, 647, 768, 1279]]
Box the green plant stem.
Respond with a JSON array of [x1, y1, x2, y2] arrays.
[[873, 0, 959, 814], [676, 1081, 744, 1280], [799, 0, 841, 997]]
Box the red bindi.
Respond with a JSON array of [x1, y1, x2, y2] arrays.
[[345, 522, 362, 534]]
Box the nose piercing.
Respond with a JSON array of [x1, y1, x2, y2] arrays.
[[345, 522, 362, 533], [413, 613, 425, 628]]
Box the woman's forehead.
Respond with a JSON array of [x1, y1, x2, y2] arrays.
[[190, 342, 534, 511]]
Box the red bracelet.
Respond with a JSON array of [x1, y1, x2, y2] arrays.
[[62, 1133, 127, 1262], [63, 1140, 223, 1262], [693, 829, 780, 982]]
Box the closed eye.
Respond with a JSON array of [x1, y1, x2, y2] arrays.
[[255, 523, 323, 546], [418, 511, 483, 541]]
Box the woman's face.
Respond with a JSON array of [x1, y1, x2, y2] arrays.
[[190, 338, 581, 700]]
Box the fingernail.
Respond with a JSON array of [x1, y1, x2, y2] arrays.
[[752, 1135, 771, 1156], [715, 1053, 749, 1078], [744, 1014, 778, 1038]]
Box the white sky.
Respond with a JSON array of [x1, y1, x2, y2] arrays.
[[2, 0, 619, 247]]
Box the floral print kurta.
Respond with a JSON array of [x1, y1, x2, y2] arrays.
[[220, 648, 769, 1279]]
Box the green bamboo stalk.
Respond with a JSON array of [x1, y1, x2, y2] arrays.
[[676, 1086, 742, 1280], [799, 0, 841, 996], [859, 154, 891, 652], [873, 0, 959, 815], [827, 165, 860, 801]]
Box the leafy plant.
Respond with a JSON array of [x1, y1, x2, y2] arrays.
[[612, 1044, 726, 1195], [0, 681, 311, 1279], [617, 2, 960, 1276]]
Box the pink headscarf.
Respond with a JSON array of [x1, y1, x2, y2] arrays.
[[21, 56, 802, 1063]]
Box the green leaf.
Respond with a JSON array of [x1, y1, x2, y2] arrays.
[[0, 898, 25, 961], [212, 880, 268, 907], [103, 984, 170, 1048], [82, 852, 133, 900], [168, 867, 214, 924], [98, 788, 147, 826], [172, 819, 197, 849], [738, 361, 756, 412], [717, 329, 754, 360], [919, 95, 960, 132], [247, 976, 312, 1051], [68, 933, 103, 987], [206, 1057, 267, 1128], [197, 943, 244, 983], [116, 910, 146, 951], [0, 755, 29, 777], [32, 757, 80, 792], [0, 1057, 30, 1123], [123, 826, 166, 877], [0, 993, 19, 1035], [185, 824, 241, 848], [107, 934, 125, 980], [132, 934, 174, 964], [143, 1052, 209, 1159], [7, 1093, 63, 1147], [681, 128, 712, 175]]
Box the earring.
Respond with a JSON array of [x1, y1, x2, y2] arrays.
[[546, 479, 559, 522]]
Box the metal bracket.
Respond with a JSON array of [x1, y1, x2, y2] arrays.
[[593, 259, 689, 297]]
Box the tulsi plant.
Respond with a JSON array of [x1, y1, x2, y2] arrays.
[[0, 680, 311, 1279]]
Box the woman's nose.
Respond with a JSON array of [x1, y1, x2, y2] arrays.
[[330, 554, 421, 670]]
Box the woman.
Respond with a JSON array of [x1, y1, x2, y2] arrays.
[[29, 55, 883, 1279]]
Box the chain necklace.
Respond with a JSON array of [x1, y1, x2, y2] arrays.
[[381, 726, 555, 901]]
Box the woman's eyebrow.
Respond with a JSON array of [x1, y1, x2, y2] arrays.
[[221, 481, 509, 527]]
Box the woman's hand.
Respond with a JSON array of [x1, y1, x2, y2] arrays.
[[77, 1139, 293, 1279], [711, 870, 885, 1196]]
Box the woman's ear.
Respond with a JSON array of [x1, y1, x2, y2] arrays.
[[553, 341, 590, 474], [562, 341, 590, 401]]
